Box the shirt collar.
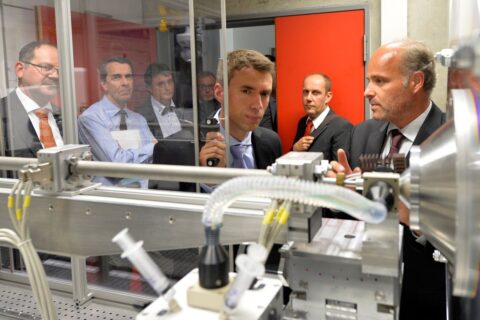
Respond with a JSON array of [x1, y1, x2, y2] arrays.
[[151, 96, 175, 112], [387, 101, 433, 142], [310, 106, 330, 129], [101, 96, 129, 118], [16, 87, 53, 113]]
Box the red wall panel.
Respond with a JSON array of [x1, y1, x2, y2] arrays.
[[37, 6, 157, 112], [276, 10, 365, 154]]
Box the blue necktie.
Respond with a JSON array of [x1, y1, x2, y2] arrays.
[[230, 144, 248, 169]]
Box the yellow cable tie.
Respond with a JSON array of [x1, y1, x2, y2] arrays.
[[278, 209, 290, 225], [263, 210, 276, 224], [16, 208, 22, 221], [7, 196, 14, 209], [23, 196, 31, 208], [275, 207, 284, 220]]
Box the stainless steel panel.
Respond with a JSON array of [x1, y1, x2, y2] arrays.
[[409, 121, 457, 262], [0, 180, 275, 256]]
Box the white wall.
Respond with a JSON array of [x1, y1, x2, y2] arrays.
[[226, 25, 275, 56], [381, 0, 407, 43], [1, 3, 39, 93]]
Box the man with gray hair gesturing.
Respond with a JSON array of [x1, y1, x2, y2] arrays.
[[330, 39, 447, 320]]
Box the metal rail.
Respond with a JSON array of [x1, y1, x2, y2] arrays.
[[73, 160, 271, 184]]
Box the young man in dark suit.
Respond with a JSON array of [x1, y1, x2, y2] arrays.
[[292, 73, 352, 161], [199, 49, 282, 170], [0, 40, 63, 158], [330, 39, 447, 320]]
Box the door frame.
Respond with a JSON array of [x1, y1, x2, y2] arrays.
[[227, 4, 370, 121]]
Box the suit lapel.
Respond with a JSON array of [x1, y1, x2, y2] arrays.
[[144, 101, 163, 139], [413, 104, 444, 145], [251, 129, 263, 169], [367, 122, 388, 154], [310, 110, 334, 140], [5, 92, 41, 157]]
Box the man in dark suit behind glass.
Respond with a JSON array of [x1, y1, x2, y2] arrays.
[[199, 49, 282, 171], [0, 41, 63, 270], [330, 39, 447, 320], [0, 40, 63, 159]]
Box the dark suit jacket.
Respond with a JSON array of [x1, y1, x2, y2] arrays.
[[292, 110, 352, 161], [259, 96, 278, 132], [198, 99, 221, 126], [136, 99, 193, 140], [0, 91, 62, 158], [251, 126, 282, 169], [348, 102, 447, 320], [349, 103, 445, 168], [152, 126, 281, 191]]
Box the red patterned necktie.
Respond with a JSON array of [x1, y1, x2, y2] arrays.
[[303, 118, 313, 136], [34, 108, 56, 148], [387, 129, 405, 159]]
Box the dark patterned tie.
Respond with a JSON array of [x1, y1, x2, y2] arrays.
[[119, 109, 127, 130], [230, 144, 248, 169], [303, 118, 313, 136], [161, 105, 176, 116], [387, 129, 405, 159]]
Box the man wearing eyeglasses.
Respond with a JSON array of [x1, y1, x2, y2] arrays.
[[0, 40, 63, 158], [136, 63, 194, 190], [136, 63, 192, 141], [197, 71, 220, 125]]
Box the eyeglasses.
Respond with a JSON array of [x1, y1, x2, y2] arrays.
[[21, 61, 59, 75], [199, 84, 214, 90]]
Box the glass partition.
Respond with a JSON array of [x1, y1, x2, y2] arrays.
[[0, 0, 225, 297], [0, 0, 72, 279]]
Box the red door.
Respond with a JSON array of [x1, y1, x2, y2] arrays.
[[276, 10, 365, 154]]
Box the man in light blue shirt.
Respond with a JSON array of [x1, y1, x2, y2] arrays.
[[78, 56, 157, 188]]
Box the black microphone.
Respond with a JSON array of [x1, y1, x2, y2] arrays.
[[201, 118, 220, 167]]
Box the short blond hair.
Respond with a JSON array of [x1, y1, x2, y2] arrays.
[[216, 49, 275, 84]]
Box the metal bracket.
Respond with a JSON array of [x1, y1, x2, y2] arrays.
[[361, 172, 401, 277], [272, 152, 324, 243]]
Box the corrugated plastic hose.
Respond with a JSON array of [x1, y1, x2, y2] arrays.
[[202, 176, 387, 229]]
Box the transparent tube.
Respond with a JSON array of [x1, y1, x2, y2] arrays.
[[202, 176, 387, 228], [112, 228, 170, 296], [224, 244, 267, 311]]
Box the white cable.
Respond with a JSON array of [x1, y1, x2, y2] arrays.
[[3, 176, 58, 319]]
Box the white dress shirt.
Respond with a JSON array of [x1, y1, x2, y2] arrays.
[[311, 106, 331, 131], [151, 96, 181, 138], [381, 102, 433, 158], [16, 87, 64, 147]]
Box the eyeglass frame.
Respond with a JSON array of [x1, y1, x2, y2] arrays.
[[21, 61, 60, 75], [198, 84, 214, 91]]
